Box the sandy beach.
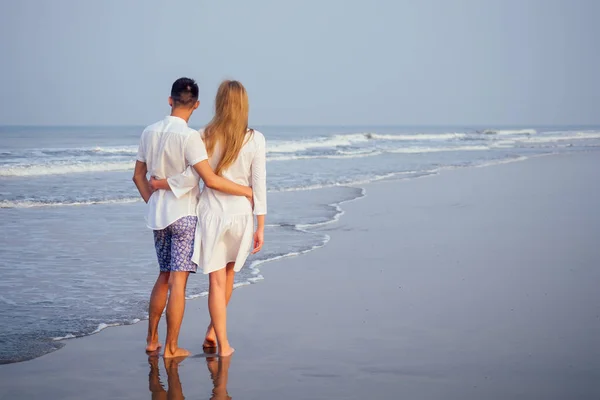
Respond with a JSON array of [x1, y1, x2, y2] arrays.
[[1, 152, 599, 399]]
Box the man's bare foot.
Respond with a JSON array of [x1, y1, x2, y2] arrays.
[[146, 340, 162, 352], [163, 355, 186, 369], [163, 347, 190, 359], [219, 346, 235, 357]]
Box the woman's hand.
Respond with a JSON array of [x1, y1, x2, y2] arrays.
[[148, 176, 160, 192], [252, 228, 264, 254]]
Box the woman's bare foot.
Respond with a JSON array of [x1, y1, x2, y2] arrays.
[[219, 345, 235, 357], [163, 347, 190, 359], [146, 339, 162, 352], [203, 325, 217, 348]]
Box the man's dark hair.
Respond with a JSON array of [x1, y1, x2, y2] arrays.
[[171, 77, 199, 108]]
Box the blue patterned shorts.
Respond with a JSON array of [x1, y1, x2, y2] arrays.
[[153, 216, 198, 273]]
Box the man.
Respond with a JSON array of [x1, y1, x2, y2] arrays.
[[133, 77, 252, 358]]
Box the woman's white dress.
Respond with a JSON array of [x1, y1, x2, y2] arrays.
[[168, 129, 267, 274]]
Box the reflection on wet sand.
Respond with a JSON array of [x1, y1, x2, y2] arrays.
[[148, 356, 185, 400], [147, 353, 232, 400], [206, 353, 232, 400]]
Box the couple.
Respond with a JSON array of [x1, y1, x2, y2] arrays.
[[133, 77, 266, 358]]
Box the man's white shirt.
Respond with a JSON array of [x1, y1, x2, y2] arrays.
[[136, 116, 207, 230]]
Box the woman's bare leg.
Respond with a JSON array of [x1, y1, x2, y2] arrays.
[[208, 266, 234, 356], [204, 263, 235, 348]]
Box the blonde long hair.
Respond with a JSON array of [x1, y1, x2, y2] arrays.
[[203, 80, 252, 175]]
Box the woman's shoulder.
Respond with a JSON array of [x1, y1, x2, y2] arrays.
[[247, 129, 265, 145]]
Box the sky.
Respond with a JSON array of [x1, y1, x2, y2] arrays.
[[0, 0, 598, 126]]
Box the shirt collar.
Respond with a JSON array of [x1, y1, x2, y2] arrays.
[[165, 115, 188, 125]]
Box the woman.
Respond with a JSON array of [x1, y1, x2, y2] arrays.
[[151, 80, 266, 356]]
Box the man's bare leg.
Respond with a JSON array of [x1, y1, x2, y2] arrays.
[[204, 263, 235, 348], [147, 271, 170, 352], [208, 267, 234, 356], [148, 356, 167, 400], [164, 271, 191, 358]]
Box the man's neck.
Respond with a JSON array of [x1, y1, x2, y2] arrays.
[[170, 109, 191, 123]]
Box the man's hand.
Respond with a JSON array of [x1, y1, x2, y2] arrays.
[[252, 228, 264, 254], [247, 195, 254, 209], [132, 161, 151, 203]]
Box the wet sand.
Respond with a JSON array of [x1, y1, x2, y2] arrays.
[[1, 152, 599, 399]]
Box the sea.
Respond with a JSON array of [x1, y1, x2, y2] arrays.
[[1, 124, 599, 364]]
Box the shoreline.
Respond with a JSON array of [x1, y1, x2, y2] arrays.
[[0, 150, 568, 365], [1, 150, 599, 399], [14, 152, 533, 363]]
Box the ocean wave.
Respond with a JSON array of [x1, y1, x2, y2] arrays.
[[0, 295, 18, 306], [267, 132, 471, 154], [90, 146, 138, 155], [271, 170, 435, 193], [267, 144, 489, 162], [0, 198, 140, 209], [51, 333, 76, 341], [366, 132, 467, 141], [511, 131, 600, 144], [0, 161, 134, 177], [267, 150, 383, 162], [479, 129, 537, 135], [52, 320, 138, 342], [267, 133, 370, 153], [0, 146, 138, 160], [0, 143, 486, 176], [388, 145, 489, 154]]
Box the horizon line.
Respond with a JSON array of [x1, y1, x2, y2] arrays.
[[1, 123, 600, 129]]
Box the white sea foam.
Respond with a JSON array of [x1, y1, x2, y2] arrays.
[[388, 145, 489, 154], [367, 132, 467, 141], [91, 322, 120, 335], [473, 155, 531, 168], [186, 291, 209, 300], [267, 132, 469, 154], [268, 133, 370, 153], [491, 140, 517, 148], [91, 146, 138, 155], [267, 145, 488, 161], [52, 319, 140, 341], [0, 198, 140, 209], [480, 129, 537, 135], [511, 132, 600, 144], [0, 161, 134, 177], [267, 150, 383, 162], [271, 170, 434, 193], [52, 333, 76, 341]]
